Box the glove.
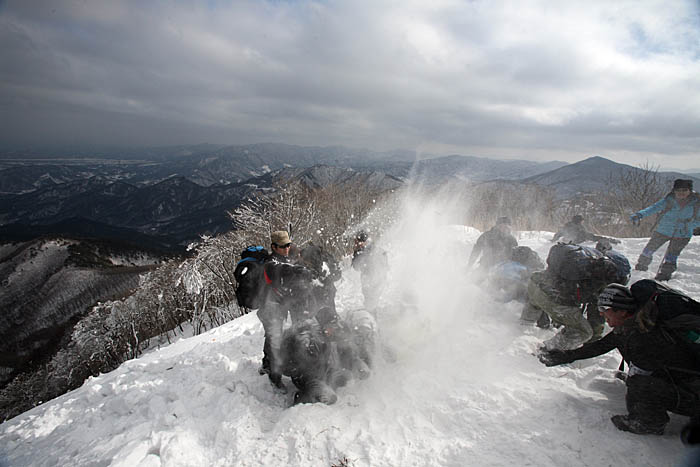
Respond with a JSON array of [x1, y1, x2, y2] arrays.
[[694, 227, 700, 236], [630, 214, 642, 226], [538, 349, 573, 367]]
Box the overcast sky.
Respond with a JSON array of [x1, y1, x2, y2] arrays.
[[1, 0, 699, 169]]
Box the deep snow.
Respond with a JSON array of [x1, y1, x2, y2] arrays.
[[1, 197, 700, 466]]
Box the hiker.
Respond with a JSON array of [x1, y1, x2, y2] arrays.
[[489, 246, 544, 302], [281, 307, 376, 405], [551, 215, 621, 245], [584, 240, 633, 337], [352, 230, 387, 311], [468, 217, 518, 271], [258, 230, 313, 391], [520, 242, 628, 350], [539, 282, 700, 435], [299, 243, 342, 314], [631, 178, 700, 281]]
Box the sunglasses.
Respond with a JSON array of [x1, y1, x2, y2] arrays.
[[275, 243, 292, 249], [674, 188, 690, 192]]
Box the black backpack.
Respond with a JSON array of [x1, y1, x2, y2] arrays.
[[546, 243, 612, 281], [630, 279, 700, 352], [604, 249, 631, 286], [233, 246, 270, 309]]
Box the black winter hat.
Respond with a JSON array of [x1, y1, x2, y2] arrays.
[[572, 215, 584, 224], [598, 283, 636, 311], [673, 179, 693, 191]]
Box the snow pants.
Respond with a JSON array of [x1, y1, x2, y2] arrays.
[[258, 297, 308, 379], [636, 232, 691, 279], [626, 375, 700, 427]]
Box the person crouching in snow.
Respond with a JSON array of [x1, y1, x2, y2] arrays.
[[281, 307, 376, 405], [538, 283, 700, 435]]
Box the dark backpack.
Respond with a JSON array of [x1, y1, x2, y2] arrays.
[[546, 243, 612, 281], [604, 249, 631, 286], [511, 246, 544, 271], [630, 279, 700, 348], [233, 246, 270, 309]]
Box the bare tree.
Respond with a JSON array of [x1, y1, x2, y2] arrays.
[[598, 162, 672, 237], [464, 181, 558, 232]]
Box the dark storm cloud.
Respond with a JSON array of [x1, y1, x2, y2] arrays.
[[1, 0, 699, 168]]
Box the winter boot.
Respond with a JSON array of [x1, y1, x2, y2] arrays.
[[611, 414, 665, 435], [635, 254, 652, 272], [269, 373, 288, 394], [655, 262, 676, 282], [536, 311, 552, 329]]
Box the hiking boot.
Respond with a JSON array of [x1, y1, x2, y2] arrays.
[[635, 255, 651, 272], [258, 365, 270, 375], [654, 272, 672, 282], [611, 414, 665, 435], [269, 373, 288, 394], [536, 311, 551, 329]]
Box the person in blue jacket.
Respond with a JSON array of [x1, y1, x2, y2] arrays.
[[630, 179, 700, 281]]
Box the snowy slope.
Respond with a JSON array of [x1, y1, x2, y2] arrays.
[[1, 195, 699, 467]]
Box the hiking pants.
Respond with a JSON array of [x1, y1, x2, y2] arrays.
[[636, 232, 691, 274], [520, 277, 548, 326], [626, 375, 700, 427], [259, 293, 312, 377], [258, 303, 285, 377], [525, 279, 592, 350]]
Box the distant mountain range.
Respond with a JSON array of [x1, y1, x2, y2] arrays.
[[1, 144, 698, 247], [0, 164, 403, 248], [521, 156, 700, 198], [0, 143, 565, 192]]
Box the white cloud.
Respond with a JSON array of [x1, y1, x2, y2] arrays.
[[0, 0, 699, 168]]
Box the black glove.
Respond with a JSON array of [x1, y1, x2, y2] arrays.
[[538, 349, 573, 367], [694, 227, 700, 236], [630, 214, 642, 226]]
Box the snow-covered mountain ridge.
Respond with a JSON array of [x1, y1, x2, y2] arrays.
[[1, 215, 699, 466]]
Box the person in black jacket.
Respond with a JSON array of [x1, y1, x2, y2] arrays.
[[468, 217, 518, 271], [299, 243, 342, 314], [352, 231, 387, 311], [258, 230, 313, 391], [539, 283, 700, 435], [551, 215, 620, 245], [281, 307, 375, 405]]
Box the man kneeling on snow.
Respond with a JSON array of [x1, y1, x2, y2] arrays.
[[538, 283, 700, 435], [281, 307, 375, 405]]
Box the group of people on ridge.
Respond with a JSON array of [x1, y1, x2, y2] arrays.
[[471, 178, 700, 438], [233, 177, 699, 441], [234, 229, 379, 405]]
